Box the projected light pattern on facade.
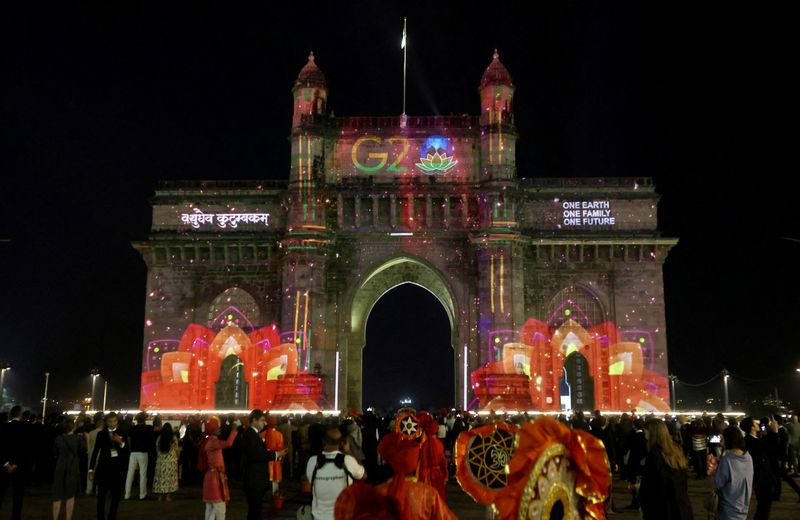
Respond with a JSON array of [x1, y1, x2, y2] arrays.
[[141, 320, 322, 411], [471, 318, 669, 413], [135, 50, 677, 412]]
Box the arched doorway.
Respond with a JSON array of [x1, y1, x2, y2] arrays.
[[215, 354, 248, 408], [362, 283, 454, 410], [345, 255, 462, 410], [560, 352, 594, 412]]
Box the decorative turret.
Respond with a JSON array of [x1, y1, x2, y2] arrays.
[[479, 49, 515, 127], [478, 50, 517, 182], [292, 52, 328, 128]]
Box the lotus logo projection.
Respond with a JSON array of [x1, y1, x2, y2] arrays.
[[416, 135, 458, 173]]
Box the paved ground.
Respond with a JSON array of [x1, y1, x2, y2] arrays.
[[8, 474, 800, 518]]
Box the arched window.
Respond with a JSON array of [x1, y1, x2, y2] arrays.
[[545, 285, 604, 329], [207, 287, 260, 332]]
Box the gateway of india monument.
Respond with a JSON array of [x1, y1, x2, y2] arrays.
[[134, 51, 677, 414]]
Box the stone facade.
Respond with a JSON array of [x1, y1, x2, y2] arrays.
[[134, 52, 676, 412]]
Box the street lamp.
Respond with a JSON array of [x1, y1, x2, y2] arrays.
[[90, 368, 100, 410], [42, 372, 50, 416], [669, 374, 677, 411], [0, 363, 10, 410], [102, 379, 108, 411], [721, 369, 730, 412]]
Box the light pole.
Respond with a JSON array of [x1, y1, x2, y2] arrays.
[[0, 364, 10, 409], [721, 369, 730, 412], [90, 368, 100, 410], [102, 380, 108, 411], [42, 372, 50, 416], [669, 374, 677, 411]]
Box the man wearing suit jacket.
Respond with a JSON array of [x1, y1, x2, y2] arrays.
[[0, 406, 33, 520], [241, 409, 287, 520], [89, 413, 129, 520]]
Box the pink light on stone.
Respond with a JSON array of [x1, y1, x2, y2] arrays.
[[546, 299, 593, 327], [146, 339, 180, 371], [209, 305, 256, 330], [621, 330, 655, 370]]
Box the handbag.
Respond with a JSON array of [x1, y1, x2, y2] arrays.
[[296, 504, 312, 520], [703, 488, 719, 513]]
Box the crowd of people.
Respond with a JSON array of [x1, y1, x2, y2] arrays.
[[0, 404, 798, 519]]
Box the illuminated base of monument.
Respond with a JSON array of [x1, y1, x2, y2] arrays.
[[471, 317, 671, 414]]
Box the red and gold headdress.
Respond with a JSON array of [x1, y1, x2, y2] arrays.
[[493, 417, 610, 520]]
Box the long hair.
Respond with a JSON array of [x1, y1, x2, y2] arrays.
[[645, 419, 688, 471], [158, 422, 174, 453]]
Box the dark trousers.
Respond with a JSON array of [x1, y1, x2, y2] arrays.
[[691, 449, 707, 479], [0, 470, 26, 520], [753, 483, 773, 520], [244, 486, 265, 520], [97, 475, 123, 520]]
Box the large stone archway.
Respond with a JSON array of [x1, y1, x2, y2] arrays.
[[344, 255, 460, 409], [137, 53, 676, 413]]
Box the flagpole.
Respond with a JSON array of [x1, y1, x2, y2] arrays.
[[402, 17, 407, 116]]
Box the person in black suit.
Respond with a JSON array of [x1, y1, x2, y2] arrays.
[[241, 409, 287, 520], [0, 406, 33, 520], [88, 413, 129, 520]]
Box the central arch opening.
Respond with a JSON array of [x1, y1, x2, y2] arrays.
[[362, 283, 454, 410]]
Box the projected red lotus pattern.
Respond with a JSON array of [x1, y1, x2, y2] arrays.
[[471, 318, 670, 412], [140, 323, 322, 411]]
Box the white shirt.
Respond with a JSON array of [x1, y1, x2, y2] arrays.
[[305, 450, 365, 520]]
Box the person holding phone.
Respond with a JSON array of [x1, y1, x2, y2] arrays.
[[88, 413, 129, 520], [709, 427, 752, 520]]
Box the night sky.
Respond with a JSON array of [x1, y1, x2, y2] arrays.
[[1, 3, 798, 410]]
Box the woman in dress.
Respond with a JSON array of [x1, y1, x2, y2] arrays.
[[153, 422, 180, 501], [638, 418, 694, 519], [202, 416, 238, 520], [52, 417, 85, 520]]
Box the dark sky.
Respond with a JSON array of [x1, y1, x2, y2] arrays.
[[1, 3, 798, 410]]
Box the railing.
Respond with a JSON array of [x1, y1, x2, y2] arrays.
[[300, 114, 479, 130], [157, 179, 288, 191], [520, 177, 653, 189]]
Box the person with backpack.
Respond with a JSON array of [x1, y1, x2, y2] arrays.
[[201, 416, 238, 520], [304, 425, 365, 520]]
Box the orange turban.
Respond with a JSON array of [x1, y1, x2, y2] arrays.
[[379, 432, 420, 476], [205, 416, 220, 434]]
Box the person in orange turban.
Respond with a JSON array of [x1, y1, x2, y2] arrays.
[[335, 432, 456, 520], [260, 415, 285, 496], [416, 412, 448, 501], [202, 415, 238, 519]]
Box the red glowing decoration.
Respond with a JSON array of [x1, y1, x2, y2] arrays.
[[140, 323, 322, 410], [472, 318, 670, 412]]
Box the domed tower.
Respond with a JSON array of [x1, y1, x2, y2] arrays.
[[288, 52, 328, 219], [292, 51, 328, 129], [479, 50, 517, 181]]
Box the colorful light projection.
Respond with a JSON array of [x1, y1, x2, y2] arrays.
[[471, 318, 670, 413], [348, 133, 462, 176], [415, 135, 458, 173], [141, 322, 322, 411]]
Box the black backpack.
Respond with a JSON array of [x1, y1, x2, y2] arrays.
[[310, 453, 355, 492]]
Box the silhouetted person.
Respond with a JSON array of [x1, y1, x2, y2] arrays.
[[89, 413, 129, 520], [0, 406, 33, 520], [740, 417, 774, 520], [240, 409, 286, 520]]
